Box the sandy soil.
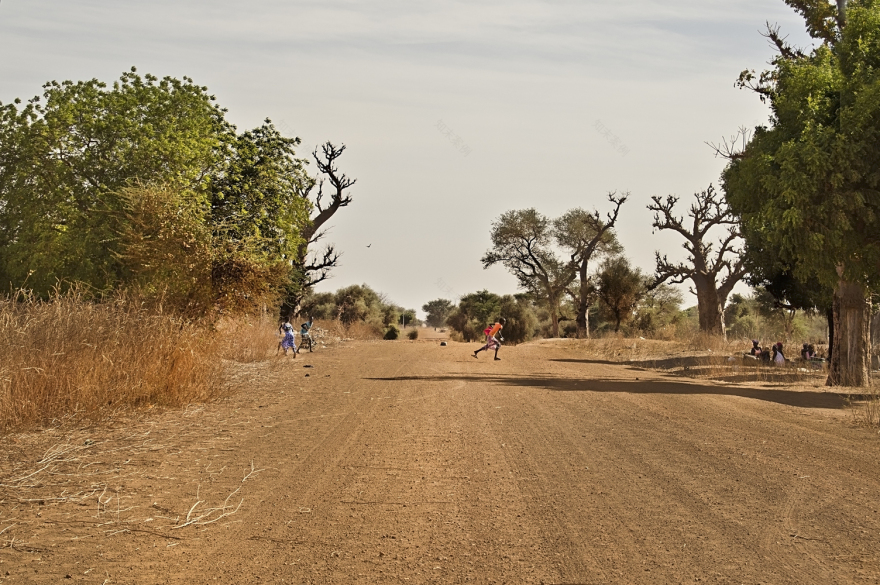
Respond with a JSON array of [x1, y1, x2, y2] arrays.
[[2, 338, 880, 584]]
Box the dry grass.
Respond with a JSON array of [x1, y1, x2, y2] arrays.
[[0, 297, 384, 433], [0, 291, 270, 432], [322, 319, 384, 341], [215, 314, 278, 363], [557, 333, 828, 386], [847, 388, 880, 428]]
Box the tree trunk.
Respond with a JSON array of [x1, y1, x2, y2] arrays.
[[872, 310, 880, 370], [827, 279, 871, 387], [550, 310, 560, 338], [575, 264, 591, 338], [826, 307, 834, 364], [694, 278, 725, 337], [575, 298, 589, 338]]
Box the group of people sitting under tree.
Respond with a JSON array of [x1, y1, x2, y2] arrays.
[[747, 339, 821, 365]]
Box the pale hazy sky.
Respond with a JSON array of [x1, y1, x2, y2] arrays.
[[0, 1, 815, 316]]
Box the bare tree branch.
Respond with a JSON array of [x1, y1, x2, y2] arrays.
[[648, 184, 746, 335], [706, 126, 753, 161]]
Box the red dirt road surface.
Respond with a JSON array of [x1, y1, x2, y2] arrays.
[[2, 340, 880, 584]]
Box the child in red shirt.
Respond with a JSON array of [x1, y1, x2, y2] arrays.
[[473, 318, 506, 360]]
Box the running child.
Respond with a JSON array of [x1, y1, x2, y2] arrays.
[[473, 318, 506, 361]]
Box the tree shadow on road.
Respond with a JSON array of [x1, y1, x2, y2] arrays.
[[550, 357, 828, 386], [365, 374, 854, 410]]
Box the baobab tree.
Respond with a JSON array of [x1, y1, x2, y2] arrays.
[[286, 142, 356, 313], [649, 184, 746, 337]]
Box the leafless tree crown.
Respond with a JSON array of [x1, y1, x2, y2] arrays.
[[296, 141, 356, 289], [648, 185, 746, 299]]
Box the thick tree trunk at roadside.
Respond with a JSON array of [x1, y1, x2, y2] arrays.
[[826, 307, 835, 365], [872, 311, 880, 370], [575, 278, 590, 338], [827, 279, 871, 387], [550, 305, 560, 338], [694, 276, 725, 337]]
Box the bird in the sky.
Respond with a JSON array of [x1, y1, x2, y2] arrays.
[[366, 244, 372, 248]]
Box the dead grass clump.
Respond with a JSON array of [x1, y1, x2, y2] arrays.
[[215, 314, 278, 363], [0, 290, 222, 432], [848, 388, 880, 427], [324, 319, 383, 340]]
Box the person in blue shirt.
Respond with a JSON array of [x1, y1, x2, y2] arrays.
[[297, 316, 314, 354]]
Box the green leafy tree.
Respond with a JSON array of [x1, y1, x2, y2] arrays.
[[632, 284, 684, 336], [397, 308, 418, 327], [482, 209, 576, 337], [0, 68, 228, 295], [446, 290, 503, 342], [332, 284, 386, 325], [299, 291, 336, 320], [210, 121, 311, 261], [555, 193, 626, 338], [721, 0, 879, 385], [596, 256, 646, 333], [497, 294, 540, 344], [422, 298, 455, 328]]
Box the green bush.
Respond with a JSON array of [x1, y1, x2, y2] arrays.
[[383, 325, 400, 340], [407, 328, 419, 340], [445, 291, 539, 344]]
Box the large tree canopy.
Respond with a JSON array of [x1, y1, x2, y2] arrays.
[[482, 209, 577, 337], [0, 69, 318, 316], [722, 0, 880, 385], [0, 68, 228, 294], [723, 1, 880, 288], [210, 121, 312, 261]]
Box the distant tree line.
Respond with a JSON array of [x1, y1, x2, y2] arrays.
[[301, 284, 418, 336]]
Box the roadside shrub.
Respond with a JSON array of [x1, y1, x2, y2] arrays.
[[407, 329, 419, 340], [498, 294, 540, 344], [383, 325, 400, 340]]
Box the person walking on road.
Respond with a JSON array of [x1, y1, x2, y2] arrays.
[[297, 316, 314, 354], [473, 318, 506, 361], [278, 316, 297, 358]]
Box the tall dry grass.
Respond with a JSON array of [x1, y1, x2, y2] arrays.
[[567, 332, 827, 385], [0, 291, 266, 432], [321, 319, 384, 340], [215, 314, 279, 363], [847, 388, 880, 428]]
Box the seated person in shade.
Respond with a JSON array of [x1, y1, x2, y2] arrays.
[[772, 342, 786, 365], [801, 343, 814, 360], [749, 339, 761, 356]]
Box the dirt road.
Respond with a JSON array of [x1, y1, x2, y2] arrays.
[[2, 340, 880, 584]]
